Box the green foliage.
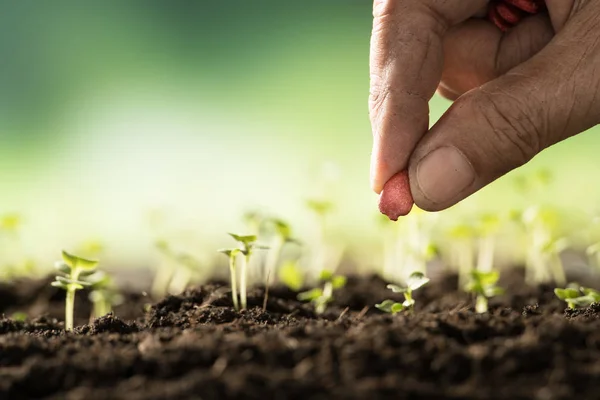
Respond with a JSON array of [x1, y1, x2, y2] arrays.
[[554, 285, 600, 309], [88, 271, 123, 319], [51, 250, 99, 331], [465, 270, 504, 313], [278, 260, 304, 291], [376, 272, 430, 314], [297, 269, 346, 314], [305, 199, 334, 217]]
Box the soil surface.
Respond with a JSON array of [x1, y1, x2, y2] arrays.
[[1, 270, 600, 400]]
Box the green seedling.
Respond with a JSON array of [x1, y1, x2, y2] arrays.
[[465, 270, 504, 313], [218, 248, 242, 311], [518, 206, 567, 285], [262, 218, 299, 310], [88, 271, 123, 319], [554, 285, 600, 309], [306, 198, 334, 274], [151, 239, 176, 298], [220, 233, 268, 310], [243, 210, 264, 236], [279, 260, 304, 291], [168, 253, 203, 295], [475, 214, 501, 273], [376, 271, 430, 314], [52, 250, 99, 331], [448, 223, 476, 290], [298, 270, 346, 314]]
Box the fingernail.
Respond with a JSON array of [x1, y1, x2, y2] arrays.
[[416, 146, 475, 204]]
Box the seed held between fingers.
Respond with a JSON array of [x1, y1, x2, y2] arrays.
[[378, 170, 414, 221]]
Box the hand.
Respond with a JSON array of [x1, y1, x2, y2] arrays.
[[369, 0, 600, 211]]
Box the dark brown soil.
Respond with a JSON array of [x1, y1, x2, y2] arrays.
[[1, 270, 600, 400]]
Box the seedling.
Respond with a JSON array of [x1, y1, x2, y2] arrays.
[[262, 218, 299, 310], [376, 271, 430, 314], [243, 210, 264, 236], [555, 285, 600, 309], [297, 270, 346, 314], [219, 233, 268, 310], [306, 198, 334, 274], [448, 223, 476, 289], [88, 271, 123, 319], [518, 206, 567, 285], [279, 260, 304, 291], [475, 214, 501, 273], [465, 270, 504, 313], [51, 250, 99, 331], [218, 248, 241, 311]]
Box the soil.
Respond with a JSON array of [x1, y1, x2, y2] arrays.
[[1, 269, 600, 400]]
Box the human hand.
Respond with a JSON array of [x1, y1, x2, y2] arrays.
[[370, 0, 600, 213]]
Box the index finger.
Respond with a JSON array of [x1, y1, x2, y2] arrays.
[[369, 0, 487, 193]]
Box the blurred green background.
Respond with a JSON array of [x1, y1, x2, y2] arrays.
[[1, 1, 599, 270]]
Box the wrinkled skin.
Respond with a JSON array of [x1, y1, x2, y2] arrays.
[[369, 0, 600, 211]]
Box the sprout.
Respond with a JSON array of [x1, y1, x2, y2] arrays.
[[218, 248, 241, 311], [518, 206, 567, 285], [219, 233, 269, 311], [376, 271, 430, 314], [51, 250, 99, 331], [88, 271, 123, 319], [297, 270, 346, 314], [448, 223, 476, 289], [262, 218, 299, 310], [306, 198, 335, 277], [475, 214, 501, 273], [243, 210, 264, 236], [554, 285, 600, 309], [151, 239, 176, 298], [279, 260, 304, 291], [465, 270, 504, 313]]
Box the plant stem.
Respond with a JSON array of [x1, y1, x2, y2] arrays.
[[475, 294, 488, 313], [65, 288, 75, 331], [477, 236, 495, 272], [240, 254, 249, 310], [263, 237, 283, 311], [229, 255, 239, 311]]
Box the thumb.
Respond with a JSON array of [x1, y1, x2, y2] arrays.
[[408, 4, 600, 211]]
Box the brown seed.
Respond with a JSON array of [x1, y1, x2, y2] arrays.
[[378, 170, 414, 221]]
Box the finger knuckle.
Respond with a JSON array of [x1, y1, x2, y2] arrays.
[[470, 90, 543, 168]]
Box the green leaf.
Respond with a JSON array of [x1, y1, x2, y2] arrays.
[[228, 233, 257, 245], [270, 219, 292, 240], [54, 261, 71, 274], [554, 288, 580, 300], [61, 250, 99, 270], [279, 261, 304, 291], [387, 284, 408, 294], [484, 286, 505, 297], [305, 199, 334, 216], [407, 272, 430, 291], [567, 295, 596, 308], [375, 299, 401, 313], [297, 288, 323, 302], [581, 287, 600, 301], [391, 303, 405, 313], [51, 281, 69, 290], [319, 270, 334, 282], [471, 270, 500, 286], [218, 248, 241, 258], [331, 275, 347, 290]]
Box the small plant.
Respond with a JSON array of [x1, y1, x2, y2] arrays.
[[219, 233, 268, 311], [465, 270, 504, 313], [448, 223, 476, 290], [52, 250, 99, 331], [555, 285, 600, 309], [218, 248, 241, 311], [306, 198, 334, 274], [297, 270, 346, 314], [88, 271, 123, 319], [376, 271, 430, 314], [262, 218, 299, 309], [279, 260, 304, 291]]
